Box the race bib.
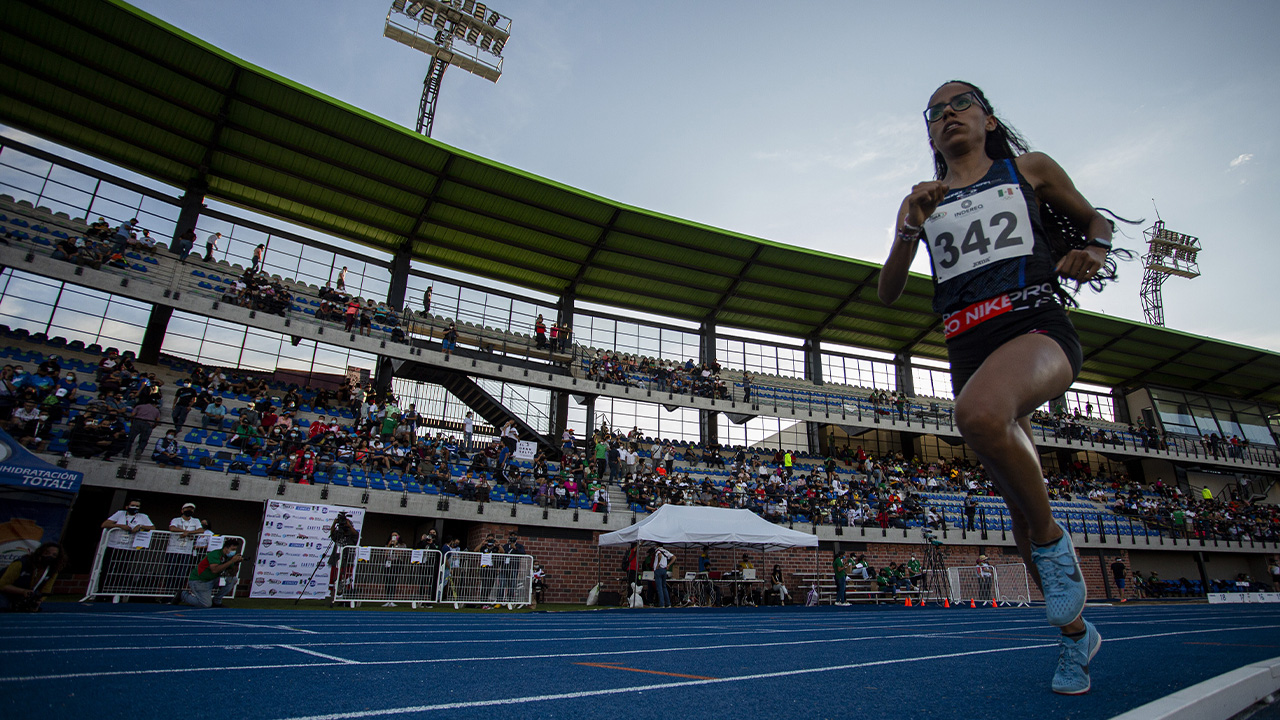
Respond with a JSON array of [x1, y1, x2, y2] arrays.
[[924, 182, 1033, 284]]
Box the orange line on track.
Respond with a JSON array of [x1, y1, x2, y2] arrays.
[[574, 662, 718, 680]]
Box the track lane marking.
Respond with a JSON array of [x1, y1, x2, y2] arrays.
[[278, 645, 358, 664], [574, 662, 716, 680]]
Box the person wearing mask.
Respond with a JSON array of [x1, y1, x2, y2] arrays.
[[0, 542, 66, 612], [174, 537, 245, 608], [99, 499, 154, 593], [152, 429, 183, 466], [166, 503, 203, 588], [771, 564, 791, 606]]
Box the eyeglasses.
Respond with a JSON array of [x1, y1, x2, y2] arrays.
[[923, 91, 984, 123]]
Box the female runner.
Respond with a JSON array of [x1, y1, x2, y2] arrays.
[[878, 80, 1114, 695]]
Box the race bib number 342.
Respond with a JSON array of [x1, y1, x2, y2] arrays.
[[923, 183, 1033, 284]]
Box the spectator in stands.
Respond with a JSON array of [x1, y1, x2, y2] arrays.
[[0, 365, 17, 421], [0, 542, 65, 612], [98, 410, 130, 461], [7, 398, 46, 451], [123, 399, 160, 462], [203, 232, 221, 262], [152, 429, 183, 466], [174, 537, 244, 609], [176, 228, 196, 263], [422, 286, 432, 316], [202, 397, 227, 430], [335, 266, 347, 292], [535, 315, 547, 349], [442, 322, 458, 358], [251, 243, 265, 273]]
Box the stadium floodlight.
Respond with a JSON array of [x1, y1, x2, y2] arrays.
[[1139, 219, 1202, 327], [384, 0, 512, 136]]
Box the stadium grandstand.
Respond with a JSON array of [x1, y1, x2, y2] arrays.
[[1, 0, 1280, 619]]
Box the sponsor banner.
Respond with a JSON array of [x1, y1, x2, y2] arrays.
[[250, 501, 364, 599], [1207, 592, 1280, 604]]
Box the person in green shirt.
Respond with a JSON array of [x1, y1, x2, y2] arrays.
[[1172, 508, 1187, 538], [594, 438, 609, 479], [833, 550, 850, 606], [906, 556, 924, 589], [380, 402, 401, 439], [174, 538, 244, 608]]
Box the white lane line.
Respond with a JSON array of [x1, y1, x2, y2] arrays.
[[278, 645, 358, 664], [9, 621, 1277, 684], [0, 616, 1048, 651], [276, 626, 320, 635]]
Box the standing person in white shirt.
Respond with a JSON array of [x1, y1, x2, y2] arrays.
[[463, 412, 474, 451], [166, 503, 203, 590], [653, 544, 675, 608], [99, 499, 154, 593], [204, 232, 221, 262]]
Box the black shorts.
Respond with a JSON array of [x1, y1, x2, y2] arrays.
[[946, 303, 1083, 396]]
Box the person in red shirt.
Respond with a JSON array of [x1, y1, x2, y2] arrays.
[[292, 450, 316, 484], [308, 416, 329, 441]]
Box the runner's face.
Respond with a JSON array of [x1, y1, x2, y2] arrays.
[[927, 83, 993, 155]]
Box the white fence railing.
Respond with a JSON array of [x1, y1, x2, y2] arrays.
[[81, 528, 246, 603], [334, 547, 442, 608], [946, 563, 1031, 607], [440, 550, 534, 608]]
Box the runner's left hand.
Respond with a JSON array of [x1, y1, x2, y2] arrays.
[[1055, 246, 1107, 282]]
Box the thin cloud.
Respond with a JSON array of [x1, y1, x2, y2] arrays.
[[1228, 153, 1253, 169]]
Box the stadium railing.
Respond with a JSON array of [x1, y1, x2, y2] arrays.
[[81, 528, 246, 603], [333, 546, 442, 608]]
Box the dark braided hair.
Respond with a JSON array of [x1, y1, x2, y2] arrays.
[[929, 80, 1136, 304]]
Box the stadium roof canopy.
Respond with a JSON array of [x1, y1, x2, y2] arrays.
[[2, 0, 1279, 405]]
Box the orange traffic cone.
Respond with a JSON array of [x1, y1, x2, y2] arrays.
[[990, 599, 998, 608], [944, 598, 951, 608], [919, 596, 926, 607], [970, 599, 976, 608], [904, 597, 913, 607]]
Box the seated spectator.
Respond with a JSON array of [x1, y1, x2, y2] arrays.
[[152, 430, 183, 466], [7, 398, 47, 451], [201, 397, 227, 429]]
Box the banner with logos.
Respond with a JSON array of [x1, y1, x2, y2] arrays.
[[1207, 592, 1280, 604], [250, 500, 365, 599]]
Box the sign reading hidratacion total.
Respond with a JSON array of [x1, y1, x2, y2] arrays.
[[250, 501, 364, 599]]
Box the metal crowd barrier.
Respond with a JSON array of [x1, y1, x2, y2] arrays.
[[439, 550, 534, 608], [946, 563, 1030, 607], [81, 528, 246, 603], [334, 546, 442, 608]]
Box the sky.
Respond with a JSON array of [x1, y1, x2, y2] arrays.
[[46, 1, 1280, 351]]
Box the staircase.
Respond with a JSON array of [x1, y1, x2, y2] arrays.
[[399, 359, 557, 457]]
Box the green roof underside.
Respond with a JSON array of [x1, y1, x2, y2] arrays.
[[3, 0, 1278, 404]]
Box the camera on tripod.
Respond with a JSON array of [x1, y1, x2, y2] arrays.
[[921, 528, 943, 547]]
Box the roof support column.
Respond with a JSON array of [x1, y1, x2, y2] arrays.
[[549, 292, 577, 451], [700, 321, 718, 449], [141, 186, 206, 364], [803, 337, 823, 454], [387, 248, 411, 311], [894, 351, 915, 397]]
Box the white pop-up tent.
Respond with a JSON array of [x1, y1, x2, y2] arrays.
[[598, 505, 818, 550]]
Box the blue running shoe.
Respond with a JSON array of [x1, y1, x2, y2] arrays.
[[1052, 619, 1102, 695], [1032, 521, 1087, 627]]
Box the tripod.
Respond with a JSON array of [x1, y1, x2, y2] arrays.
[[296, 538, 337, 605], [919, 535, 949, 603]]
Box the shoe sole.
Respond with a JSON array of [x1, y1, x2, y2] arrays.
[[1053, 629, 1103, 696]]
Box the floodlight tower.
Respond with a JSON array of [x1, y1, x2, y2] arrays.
[[383, 0, 511, 137], [1139, 220, 1201, 327]]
